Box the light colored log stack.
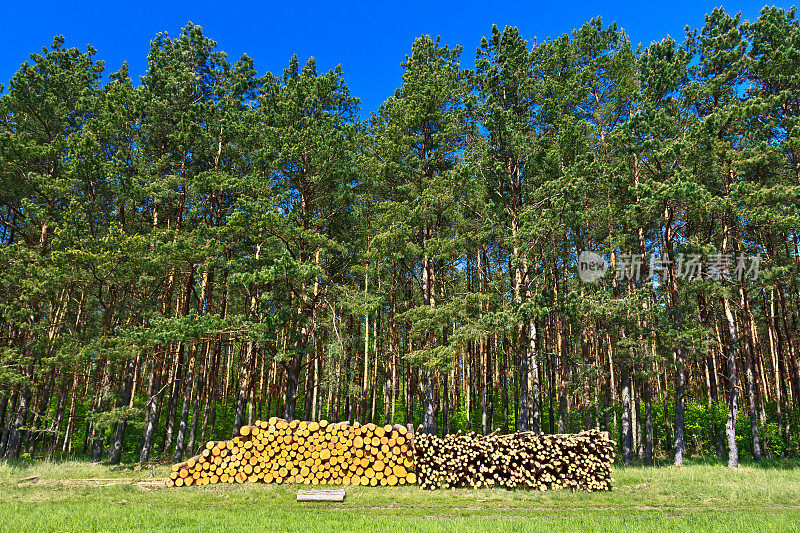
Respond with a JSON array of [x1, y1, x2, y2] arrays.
[[166, 418, 416, 487], [413, 428, 615, 491]]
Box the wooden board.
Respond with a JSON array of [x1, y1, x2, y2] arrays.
[[297, 489, 346, 502]]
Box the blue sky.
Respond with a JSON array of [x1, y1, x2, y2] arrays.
[[0, 0, 788, 115]]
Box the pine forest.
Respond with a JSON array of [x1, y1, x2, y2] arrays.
[[2, 6, 800, 469]]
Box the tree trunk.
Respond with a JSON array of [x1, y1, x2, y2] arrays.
[[664, 203, 686, 466], [0, 392, 8, 451], [6, 345, 34, 460], [161, 342, 183, 457], [621, 361, 633, 466], [516, 322, 529, 432], [421, 232, 436, 434], [738, 284, 761, 462], [722, 295, 739, 468], [644, 375, 654, 466], [0, 387, 17, 457], [284, 352, 303, 422], [512, 216, 529, 432], [139, 351, 163, 463], [91, 358, 112, 463], [530, 318, 542, 434], [173, 342, 196, 463], [108, 353, 137, 465]]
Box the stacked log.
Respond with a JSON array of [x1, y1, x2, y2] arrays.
[[413, 428, 615, 491], [166, 418, 416, 487]]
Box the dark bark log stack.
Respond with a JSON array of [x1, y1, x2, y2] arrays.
[[413, 428, 615, 491]]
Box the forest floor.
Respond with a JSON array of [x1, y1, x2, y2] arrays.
[[0, 458, 798, 532]]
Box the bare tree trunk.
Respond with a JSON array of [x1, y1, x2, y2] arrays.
[[161, 342, 183, 457], [664, 203, 686, 466], [738, 284, 761, 462], [421, 228, 436, 434], [108, 353, 137, 464], [0, 392, 8, 451], [721, 204, 739, 468], [513, 217, 529, 432], [234, 342, 253, 432], [362, 269, 370, 421], [139, 351, 163, 463], [644, 374, 654, 466], [530, 318, 542, 434], [621, 360, 633, 466], [91, 358, 112, 463], [0, 387, 16, 456], [284, 350, 303, 422], [61, 370, 79, 454], [722, 295, 739, 468], [7, 340, 34, 460], [173, 342, 196, 463], [186, 344, 207, 456], [478, 250, 489, 435]]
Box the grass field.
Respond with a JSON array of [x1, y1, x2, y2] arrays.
[[1, 459, 799, 532]]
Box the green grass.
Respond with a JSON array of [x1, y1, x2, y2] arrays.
[[0, 459, 799, 532]]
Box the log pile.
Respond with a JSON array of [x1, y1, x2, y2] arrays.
[[413, 428, 615, 491], [166, 418, 416, 487]]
